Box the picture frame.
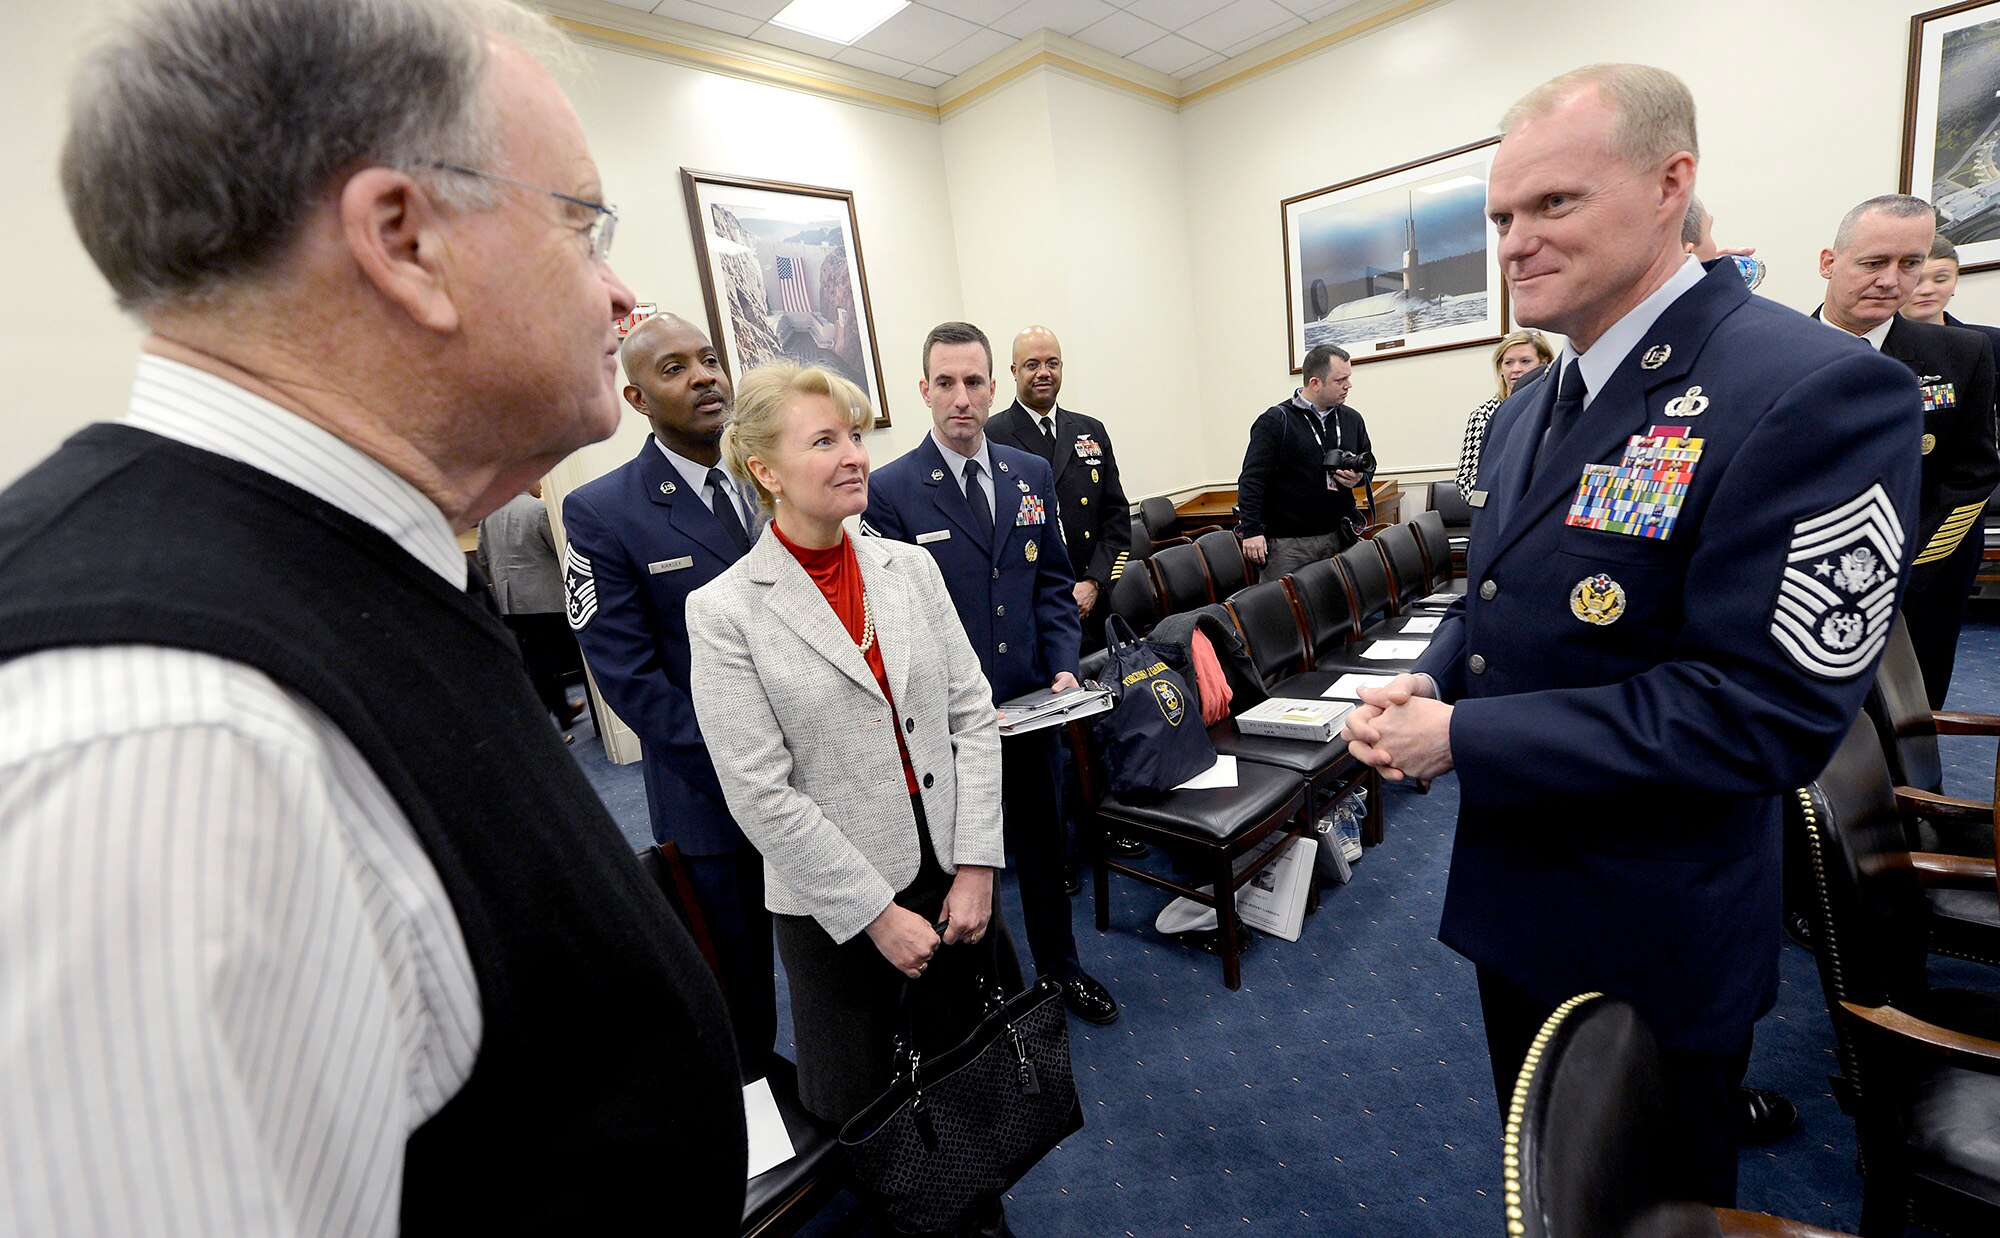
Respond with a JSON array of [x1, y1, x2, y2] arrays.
[[1280, 137, 1505, 371], [1902, 0, 2000, 274], [681, 169, 891, 428]]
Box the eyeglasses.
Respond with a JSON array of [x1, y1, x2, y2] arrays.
[[422, 162, 618, 262]]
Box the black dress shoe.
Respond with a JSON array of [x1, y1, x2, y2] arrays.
[[1107, 835, 1147, 858], [1064, 873, 1081, 897], [1057, 972, 1119, 1024], [1737, 1086, 1799, 1145]]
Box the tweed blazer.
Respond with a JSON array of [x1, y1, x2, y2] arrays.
[[686, 529, 1003, 943]]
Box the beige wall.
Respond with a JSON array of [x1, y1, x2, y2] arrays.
[[1179, 0, 2000, 483], [5, 0, 1997, 500]]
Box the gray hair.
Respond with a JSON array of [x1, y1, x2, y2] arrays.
[[1832, 194, 1936, 251], [1681, 195, 1709, 248], [1501, 63, 1699, 169], [61, 0, 565, 314]]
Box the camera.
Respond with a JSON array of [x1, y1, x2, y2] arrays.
[[1323, 448, 1374, 475]]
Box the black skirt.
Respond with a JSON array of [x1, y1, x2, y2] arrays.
[[774, 795, 1023, 1125]]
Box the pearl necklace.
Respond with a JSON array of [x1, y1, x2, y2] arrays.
[[857, 587, 876, 654]]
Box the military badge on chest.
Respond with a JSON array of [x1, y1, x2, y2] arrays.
[[1072, 435, 1104, 464], [1919, 378, 1956, 412], [1770, 483, 1905, 679], [1016, 494, 1046, 526], [1569, 573, 1626, 625]]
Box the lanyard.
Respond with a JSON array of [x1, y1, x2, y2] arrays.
[[1298, 403, 1342, 452]]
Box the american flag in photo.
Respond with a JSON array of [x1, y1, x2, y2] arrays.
[[775, 255, 814, 315]]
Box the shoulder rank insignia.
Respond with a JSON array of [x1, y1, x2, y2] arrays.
[[1771, 483, 1904, 679], [564, 546, 598, 630], [1569, 574, 1626, 625], [1640, 344, 1671, 370], [659, 480, 677, 495], [1663, 386, 1709, 417]]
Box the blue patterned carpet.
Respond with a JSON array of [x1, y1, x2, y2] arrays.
[[570, 613, 2000, 1236]]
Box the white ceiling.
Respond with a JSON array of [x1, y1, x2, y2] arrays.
[[598, 0, 1366, 88]]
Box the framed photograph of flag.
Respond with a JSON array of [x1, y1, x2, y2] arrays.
[[1902, 0, 2000, 274], [1280, 137, 1505, 371], [681, 169, 891, 427]]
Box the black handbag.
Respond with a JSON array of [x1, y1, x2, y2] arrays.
[[1091, 613, 1217, 798], [838, 972, 1083, 1232]]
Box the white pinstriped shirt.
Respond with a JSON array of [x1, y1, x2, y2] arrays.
[[0, 357, 481, 1235]]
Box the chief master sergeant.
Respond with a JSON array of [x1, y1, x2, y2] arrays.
[[1342, 64, 1921, 1207]]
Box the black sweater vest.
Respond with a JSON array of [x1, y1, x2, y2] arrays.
[[0, 425, 746, 1232]]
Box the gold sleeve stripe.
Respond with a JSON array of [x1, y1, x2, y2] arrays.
[[1912, 503, 1987, 564]]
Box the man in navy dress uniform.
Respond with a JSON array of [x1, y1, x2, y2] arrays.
[[863, 321, 1119, 1025], [562, 313, 775, 1073], [1815, 198, 2000, 709], [1343, 65, 1921, 1206]]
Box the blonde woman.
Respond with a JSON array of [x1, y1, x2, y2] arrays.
[[1455, 329, 1554, 492], [685, 363, 1022, 1237]]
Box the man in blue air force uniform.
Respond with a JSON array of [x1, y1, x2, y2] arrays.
[[1343, 65, 1921, 1206], [863, 321, 1119, 1025], [562, 313, 776, 1074]]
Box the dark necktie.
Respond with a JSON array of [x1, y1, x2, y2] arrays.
[[1532, 361, 1588, 482], [1037, 415, 1059, 467], [963, 459, 994, 547], [707, 467, 751, 555]]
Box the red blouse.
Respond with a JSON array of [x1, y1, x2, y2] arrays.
[[772, 524, 919, 795]]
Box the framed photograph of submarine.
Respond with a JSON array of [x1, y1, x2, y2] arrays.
[[681, 168, 890, 428], [1901, 1, 2000, 274], [1280, 137, 1505, 371]]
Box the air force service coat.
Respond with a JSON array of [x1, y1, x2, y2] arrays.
[[561, 440, 755, 854], [862, 436, 1082, 703], [1422, 261, 1922, 1053]]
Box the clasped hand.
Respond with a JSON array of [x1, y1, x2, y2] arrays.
[[865, 865, 994, 979], [1340, 673, 1455, 785]]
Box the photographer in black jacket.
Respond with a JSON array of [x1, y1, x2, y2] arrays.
[[1238, 343, 1374, 578]]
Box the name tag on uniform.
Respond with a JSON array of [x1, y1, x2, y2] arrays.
[[1467, 490, 1488, 508], [917, 529, 952, 545], [648, 556, 694, 574]]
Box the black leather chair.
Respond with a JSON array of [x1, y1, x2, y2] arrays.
[[1282, 557, 1360, 666], [1335, 538, 1395, 632], [1272, 540, 1425, 679], [1786, 718, 2000, 1237], [1409, 509, 1464, 598], [637, 844, 843, 1238], [1140, 495, 1182, 541], [1224, 579, 1308, 689], [1508, 992, 1858, 1238], [1106, 566, 1163, 637], [1427, 479, 1473, 574], [1066, 718, 1309, 991], [1195, 529, 1250, 601], [1859, 613, 2000, 966], [1371, 522, 1428, 614], [1149, 541, 1215, 616]]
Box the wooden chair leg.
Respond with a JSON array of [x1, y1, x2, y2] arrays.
[[1216, 848, 1243, 990], [1093, 812, 1112, 932]]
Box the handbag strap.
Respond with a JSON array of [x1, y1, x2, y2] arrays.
[[887, 928, 1014, 1087], [1103, 612, 1139, 652]]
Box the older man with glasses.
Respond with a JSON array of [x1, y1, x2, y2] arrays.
[[0, 0, 745, 1232]]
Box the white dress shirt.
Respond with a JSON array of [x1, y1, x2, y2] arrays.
[[653, 435, 756, 528], [1815, 308, 1895, 351], [929, 428, 998, 522], [0, 356, 481, 1236], [1559, 253, 1708, 409]]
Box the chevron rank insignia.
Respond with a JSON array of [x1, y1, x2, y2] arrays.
[[1770, 484, 1903, 679], [564, 545, 598, 631], [1913, 500, 1984, 566]]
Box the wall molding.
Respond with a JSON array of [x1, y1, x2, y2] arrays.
[[535, 0, 1451, 122]]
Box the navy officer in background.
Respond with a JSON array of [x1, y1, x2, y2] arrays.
[[987, 325, 1134, 653], [864, 321, 1119, 1024], [562, 312, 776, 1073], [1343, 64, 1921, 1206], [1816, 196, 2000, 709]]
